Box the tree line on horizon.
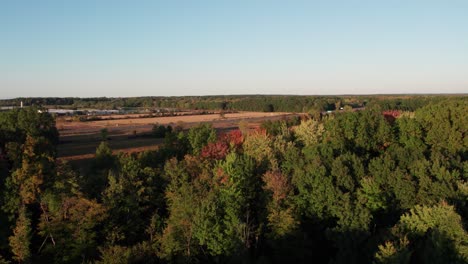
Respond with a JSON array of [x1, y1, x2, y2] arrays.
[[0, 95, 461, 113], [0, 97, 466, 263]]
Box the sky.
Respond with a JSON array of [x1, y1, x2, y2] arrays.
[[1, 0, 467, 98]]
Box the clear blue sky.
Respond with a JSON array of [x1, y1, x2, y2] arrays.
[[1, 0, 467, 98]]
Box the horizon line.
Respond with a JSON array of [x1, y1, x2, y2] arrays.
[[1, 92, 467, 100]]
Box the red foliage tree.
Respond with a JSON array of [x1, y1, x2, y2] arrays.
[[383, 110, 401, 123], [262, 171, 291, 202], [220, 130, 244, 150], [201, 141, 229, 160]]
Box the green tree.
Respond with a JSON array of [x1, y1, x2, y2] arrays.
[[216, 153, 262, 252], [415, 100, 466, 155], [375, 203, 468, 264], [294, 118, 325, 147], [37, 195, 107, 263], [100, 128, 109, 141], [86, 142, 117, 198], [102, 155, 161, 245], [187, 123, 216, 155], [262, 170, 297, 238], [31, 161, 106, 263], [94, 141, 115, 169], [97, 242, 158, 264], [243, 129, 276, 168], [374, 238, 411, 264], [159, 158, 199, 261]]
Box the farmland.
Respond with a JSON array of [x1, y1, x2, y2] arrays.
[[57, 111, 295, 161]]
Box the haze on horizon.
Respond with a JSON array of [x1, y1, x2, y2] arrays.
[[1, 0, 467, 98]]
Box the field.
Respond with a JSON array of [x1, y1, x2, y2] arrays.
[[57, 111, 296, 162]]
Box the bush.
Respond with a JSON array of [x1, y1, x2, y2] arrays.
[[152, 124, 172, 138]]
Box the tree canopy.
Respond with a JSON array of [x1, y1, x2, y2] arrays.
[[0, 97, 466, 263]]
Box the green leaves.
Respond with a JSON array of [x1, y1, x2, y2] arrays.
[[374, 238, 411, 264], [263, 171, 297, 238], [38, 196, 107, 263], [323, 109, 394, 155], [294, 118, 324, 147], [416, 100, 467, 155], [358, 177, 387, 212], [187, 123, 216, 155], [376, 203, 468, 264], [102, 155, 161, 245], [243, 129, 275, 167], [94, 141, 115, 169], [1, 98, 466, 263]]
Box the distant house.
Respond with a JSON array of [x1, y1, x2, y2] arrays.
[[86, 109, 120, 115], [47, 109, 77, 116]]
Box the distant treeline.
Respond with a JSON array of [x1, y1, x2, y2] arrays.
[[1, 95, 464, 113]]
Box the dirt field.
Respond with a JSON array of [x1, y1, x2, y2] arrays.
[[57, 111, 296, 162], [57, 112, 290, 136]]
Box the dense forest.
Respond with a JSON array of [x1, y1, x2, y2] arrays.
[[0, 97, 467, 263], [0, 95, 461, 113]]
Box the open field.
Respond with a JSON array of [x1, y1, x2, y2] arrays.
[[57, 112, 291, 136], [57, 111, 297, 162]]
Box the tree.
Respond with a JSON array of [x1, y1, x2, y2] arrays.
[[152, 124, 170, 138], [100, 128, 109, 141], [187, 123, 216, 155], [293, 118, 324, 147], [323, 109, 394, 155], [86, 141, 117, 198], [159, 158, 199, 260], [27, 160, 105, 263], [357, 177, 388, 212], [221, 130, 244, 151], [215, 153, 262, 252], [94, 142, 115, 169], [243, 129, 275, 168], [375, 203, 468, 264], [201, 141, 229, 160], [262, 170, 297, 238], [97, 242, 158, 264], [102, 155, 161, 245], [374, 238, 411, 264], [415, 100, 466, 155], [263, 104, 274, 112], [291, 154, 336, 220], [9, 206, 31, 263], [37, 195, 107, 263]]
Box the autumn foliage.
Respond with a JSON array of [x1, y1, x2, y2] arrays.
[[262, 171, 291, 202], [201, 141, 229, 160], [0, 98, 467, 263], [383, 110, 401, 123]]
